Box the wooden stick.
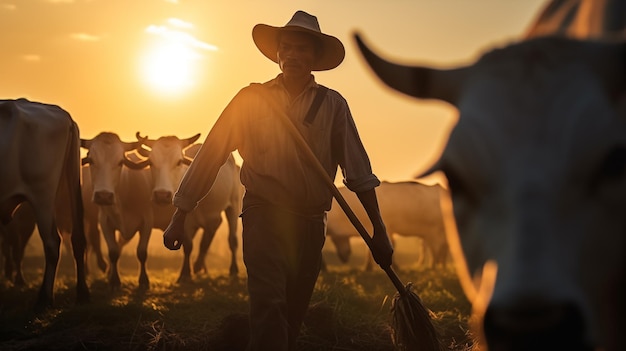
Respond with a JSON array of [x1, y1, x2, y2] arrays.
[[261, 91, 407, 295]]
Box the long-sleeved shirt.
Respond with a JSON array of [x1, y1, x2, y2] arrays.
[[173, 74, 380, 215]]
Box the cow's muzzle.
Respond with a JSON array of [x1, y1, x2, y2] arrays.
[[483, 300, 593, 351], [152, 190, 173, 206], [93, 191, 115, 206]]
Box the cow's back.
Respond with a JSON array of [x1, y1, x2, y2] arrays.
[[524, 0, 626, 40], [377, 181, 445, 240], [327, 181, 445, 239], [188, 154, 242, 225], [0, 98, 73, 218]]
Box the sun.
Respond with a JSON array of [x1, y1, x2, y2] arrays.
[[139, 19, 217, 97], [140, 40, 198, 96]]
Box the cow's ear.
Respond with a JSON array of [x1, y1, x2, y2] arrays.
[[354, 32, 469, 106]]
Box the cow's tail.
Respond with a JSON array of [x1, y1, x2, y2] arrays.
[[66, 119, 90, 303]]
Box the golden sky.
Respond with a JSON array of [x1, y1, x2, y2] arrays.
[[0, 0, 547, 183]]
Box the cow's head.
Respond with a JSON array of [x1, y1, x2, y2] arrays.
[[80, 132, 149, 206], [136, 132, 200, 205], [356, 34, 626, 350], [329, 233, 352, 263]]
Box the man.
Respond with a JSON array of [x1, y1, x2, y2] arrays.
[[163, 10, 394, 351]]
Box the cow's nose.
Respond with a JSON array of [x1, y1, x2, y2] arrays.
[[153, 190, 172, 205], [93, 191, 114, 206], [484, 300, 592, 351]]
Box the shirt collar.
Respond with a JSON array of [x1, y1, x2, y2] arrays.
[[270, 73, 319, 91]]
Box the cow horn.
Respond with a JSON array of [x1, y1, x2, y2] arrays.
[[136, 131, 156, 148], [122, 156, 150, 170], [121, 141, 141, 152], [137, 146, 151, 158], [353, 32, 468, 105], [182, 133, 201, 147], [81, 156, 92, 166], [80, 138, 92, 149], [182, 156, 194, 165]]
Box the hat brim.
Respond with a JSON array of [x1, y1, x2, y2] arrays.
[[252, 24, 345, 71]]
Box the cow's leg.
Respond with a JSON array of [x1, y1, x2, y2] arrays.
[[85, 223, 107, 272], [35, 215, 61, 311], [320, 256, 328, 273], [177, 229, 194, 283], [86, 220, 107, 273], [192, 216, 222, 275], [136, 227, 151, 289], [1, 227, 16, 281], [414, 237, 426, 267], [432, 243, 448, 269], [70, 219, 90, 303], [365, 252, 374, 272], [13, 226, 33, 286], [100, 219, 121, 290], [224, 206, 239, 276]]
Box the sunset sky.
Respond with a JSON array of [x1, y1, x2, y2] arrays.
[[1, 0, 547, 183]]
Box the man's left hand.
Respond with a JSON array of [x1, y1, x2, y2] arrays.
[[371, 227, 393, 268]]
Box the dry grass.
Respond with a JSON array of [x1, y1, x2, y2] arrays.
[[0, 238, 476, 351]]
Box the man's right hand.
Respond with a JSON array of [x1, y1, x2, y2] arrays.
[[163, 209, 187, 250]]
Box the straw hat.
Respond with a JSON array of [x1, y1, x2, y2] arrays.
[[252, 10, 345, 71]]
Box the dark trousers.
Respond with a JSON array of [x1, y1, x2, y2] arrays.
[[241, 206, 326, 351]]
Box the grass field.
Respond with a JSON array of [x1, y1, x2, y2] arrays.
[[0, 230, 476, 351]]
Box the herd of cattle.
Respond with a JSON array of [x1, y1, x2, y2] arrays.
[[0, 98, 449, 308], [1, 0, 624, 350]]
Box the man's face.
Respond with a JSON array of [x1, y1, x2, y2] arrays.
[[277, 31, 318, 78]]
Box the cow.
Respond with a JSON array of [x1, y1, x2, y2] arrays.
[[354, 7, 625, 350], [326, 181, 448, 271], [0, 172, 106, 286], [0, 98, 89, 310], [80, 132, 152, 289], [135, 133, 243, 282]]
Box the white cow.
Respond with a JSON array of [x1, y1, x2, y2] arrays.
[[0, 98, 89, 310], [80, 132, 152, 289], [355, 11, 625, 351], [0, 170, 106, 286], [326, 181, 448, 271], [136, 133, 243, 282]]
